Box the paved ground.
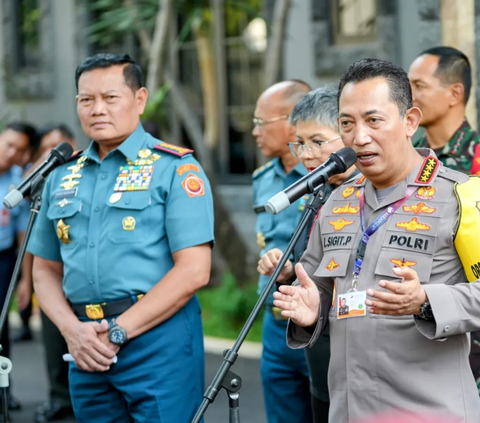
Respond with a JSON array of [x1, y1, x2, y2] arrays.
[[8, 324, 266, 423]]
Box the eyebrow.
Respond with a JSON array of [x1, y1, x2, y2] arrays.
[[77, 90, 120, 97], [297, 133, 329, 139], [339, 110, 382, 118]]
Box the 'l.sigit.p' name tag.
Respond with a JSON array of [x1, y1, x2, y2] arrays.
[[337, 290, 367, 319]]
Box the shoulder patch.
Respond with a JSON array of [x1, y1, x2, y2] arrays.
[[252, 160, 274, 179], [414, 155, 440, 184], [153, 143, 193, 157], [66, 150, 84, 162], [453, 176, 480, 282]]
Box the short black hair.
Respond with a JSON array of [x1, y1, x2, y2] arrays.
[[338, 58, 412, 116], [38, 123, 75, 142], [5, 121, 37, 147], [75, 53, 144, 93], [420, 46, 471, 104]]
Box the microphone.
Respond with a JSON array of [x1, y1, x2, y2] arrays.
[[3, 142, 74, 209], [266, 146, 357, 214]]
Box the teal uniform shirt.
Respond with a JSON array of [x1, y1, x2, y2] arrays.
[[0, 165, 29, 250], [253, 158, 307, 302], [28, 124, 214, 304]]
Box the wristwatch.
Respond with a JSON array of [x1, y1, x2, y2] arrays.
[[417, 299, 434, 321], [108, 319, 128, 346]]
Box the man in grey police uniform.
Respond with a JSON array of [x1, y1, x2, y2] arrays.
[[273, 58, 480, 422], [27, 54, 214, 423]]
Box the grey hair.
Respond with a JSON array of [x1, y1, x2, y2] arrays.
[[289, 85, 339, 130]]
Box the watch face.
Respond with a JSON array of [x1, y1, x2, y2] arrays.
[[110, 328, 125, 344]]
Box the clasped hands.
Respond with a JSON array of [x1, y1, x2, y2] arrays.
[[64, 319, 119, 372], [258, 249, 427, 327]]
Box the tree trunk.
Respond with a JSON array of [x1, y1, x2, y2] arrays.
[[263, 0, 291, 88], [146, 0, 175, 94], [195, 30, 218, 149]]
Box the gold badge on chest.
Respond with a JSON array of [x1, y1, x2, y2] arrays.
[[56, 219, 71, 244]]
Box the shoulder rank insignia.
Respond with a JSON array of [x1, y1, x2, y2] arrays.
[[252, 160, 274, 179], [415, 155, 440, 184], [355, 175, 366, 185], [153, 142, 193, 157], [453, 176, 480, 282]]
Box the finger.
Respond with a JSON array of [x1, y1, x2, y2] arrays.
[[271, 248, 283, 260], [262, 255, 276, 271], [366, 289, 404, 303], [95, 319, 109, 333], [92, 340, 117, 359], [366, 299, 403, 311], [378, 280, 406, 294], [266, 251, 281, 266], [273, 291, 294, 303], [273, 299, 296, 311], [295, 263, 315, 289], [392, 265, 418, 282], [368, 307, 405, 316], [78, 353, 110, 372], [276, 284, 298, 296]]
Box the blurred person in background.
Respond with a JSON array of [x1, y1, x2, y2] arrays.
[[0, 121, 36, 413], [409, 45, 480, 395], [16, 123, 76, 422], [257, 85, 357, 422], [252, 80, 313, 423]]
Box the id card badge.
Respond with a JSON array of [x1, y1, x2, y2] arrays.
[[337, 290, 367, 319]]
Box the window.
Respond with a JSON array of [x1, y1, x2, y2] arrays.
[[332, 0, 377, 45], [13, 0, 41, 71]]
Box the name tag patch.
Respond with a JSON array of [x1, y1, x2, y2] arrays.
[[54, 189, 78, 199]]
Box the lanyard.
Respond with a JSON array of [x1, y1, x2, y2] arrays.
[[350, 185, 417, 290]]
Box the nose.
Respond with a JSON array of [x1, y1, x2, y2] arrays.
[[91, 98, 106, 116], [252, 124, 261, 137], [353, 124, 372, 146]]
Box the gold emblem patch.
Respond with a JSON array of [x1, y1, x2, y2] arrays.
[[415, 186, 436, 200], [402, 202, 436, 214], [395, 217, 431, 232], [85, 304, 104, 320], [342, 186, 355, 199], [56, 219, 71, 244], [257, 232, 266, 249], [390, 258, 417, 268], [122, 216, 136, 231], [332, 202, 360, 215], [326, 259, 340, 272], [328, 218, 355, 231]]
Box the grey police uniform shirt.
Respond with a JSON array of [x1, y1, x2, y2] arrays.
[[287, 149, 480, 423]]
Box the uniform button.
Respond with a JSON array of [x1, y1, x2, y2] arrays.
[[94, 206, 100, 212], [60, 208, 65, 214], [90, 242, 95, 248], [444, 325, 450, 332], [101, 174, 107, 180], [89, 279, 94, 284], [125, 199, 131, 205], [439, 168, 446, 173]]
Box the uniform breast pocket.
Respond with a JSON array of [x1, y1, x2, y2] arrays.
[[105, 192, 151, 244], [46, 198, 82, 248]]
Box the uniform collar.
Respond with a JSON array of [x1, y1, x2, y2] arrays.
[[272, 158, 307, 179], [84, 124, 147, 164], [364, 149, 440, 211]]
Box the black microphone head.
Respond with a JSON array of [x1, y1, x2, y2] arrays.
[[330, 147, 357, 173], [50, 142, 74, 164]]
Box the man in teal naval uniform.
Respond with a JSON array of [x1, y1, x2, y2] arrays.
[[252, 80, 313, 423], [27, 54, 214, 423]]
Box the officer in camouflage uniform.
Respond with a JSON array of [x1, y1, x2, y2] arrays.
[[409, 45, 480, 394]]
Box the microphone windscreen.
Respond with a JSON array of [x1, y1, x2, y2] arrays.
[[332, 147, 357, 172], [50, 142, 74, 164]]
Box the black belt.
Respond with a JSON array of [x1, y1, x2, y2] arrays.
[[72, 294, 144, 319]]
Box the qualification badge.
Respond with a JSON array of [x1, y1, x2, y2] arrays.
[[257, 232, 266, 249], [56, 219, 71, 244]]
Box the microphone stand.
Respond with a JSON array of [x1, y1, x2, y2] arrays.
[[0, 174, 45, 423], [191, 184, 326, 423]]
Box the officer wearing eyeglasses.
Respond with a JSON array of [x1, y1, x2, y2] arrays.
[[257, 86, 357, 422], [252, 80, 313, 423]]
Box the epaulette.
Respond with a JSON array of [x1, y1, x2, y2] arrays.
[[66, 150, 84, 162], [437, 166, 469, 184], [153, 142, 193, 157], [252, 160, 274, 179]]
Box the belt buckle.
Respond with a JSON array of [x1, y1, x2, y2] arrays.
[[85, 304, 104, 320], [271, 306, 287, 321]]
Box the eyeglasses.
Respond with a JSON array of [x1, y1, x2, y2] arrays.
[[252, 115, 289, 127], [288, 136, 341, 158]]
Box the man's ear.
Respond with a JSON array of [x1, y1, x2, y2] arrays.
[[404, 106, 422, 138], [449, 83, 465, 107], [136, 87, 149, 115]]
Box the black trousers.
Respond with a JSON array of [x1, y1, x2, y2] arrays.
[[0, 249, 16, 360], [40, 311, 71, 407]]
